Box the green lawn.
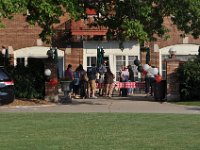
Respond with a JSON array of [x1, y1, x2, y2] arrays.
[[0, 113, 200, 150], [172, 101, 200, 106]]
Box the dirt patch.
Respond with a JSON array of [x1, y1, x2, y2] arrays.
[[7, 99, 55, 106]]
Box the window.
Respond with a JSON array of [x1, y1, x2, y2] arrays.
[[162, 54, 196, 79], [16, 58, 25, 67], [87, 56, 96, 70], [116, 56, 126, 81], [116, 55, 139, 81], [176, 55, 195, 61], [128, 56, 138, 81], [162, 55, 168, 79]]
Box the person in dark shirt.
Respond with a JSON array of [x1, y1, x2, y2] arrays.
[[65, 64, 74, 93], [128, 65, 134, 95], [87, 64, 98, 98], [79, 64, 88, 99]]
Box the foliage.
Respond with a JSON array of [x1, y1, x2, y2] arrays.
[[91, 0, 200, 43], [0, 0, 83, 43], [0, 51, 45, 99], [172, 101, 200, 106], [9, 65, 45, 99], [177, 55, 200, 100], [0, 113, 200, 150], [1, 0, 200, 43]]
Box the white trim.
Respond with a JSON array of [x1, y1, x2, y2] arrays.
[[14, 46, 64, 66], [83, 41, 140, 79], [159, 44, 199, 75]]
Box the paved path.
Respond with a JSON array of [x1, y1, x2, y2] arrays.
[[0, 94, 200, 114]]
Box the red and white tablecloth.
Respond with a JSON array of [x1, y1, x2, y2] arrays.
[[97, 82, 145, 89]]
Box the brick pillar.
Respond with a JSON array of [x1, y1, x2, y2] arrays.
[[166, 54, 180, 101], [44, 59, 59, 102]]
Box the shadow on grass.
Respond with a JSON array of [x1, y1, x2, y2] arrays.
[[186, 107, 200, 111]]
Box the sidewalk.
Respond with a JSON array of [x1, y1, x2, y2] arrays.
[[0, 94, 200, 114]]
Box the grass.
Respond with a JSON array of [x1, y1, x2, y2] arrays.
[[0, 113, 200, 150], [172, 101, 200, 106]]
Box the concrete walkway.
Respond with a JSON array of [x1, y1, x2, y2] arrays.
[[0, 94, 200, 114]]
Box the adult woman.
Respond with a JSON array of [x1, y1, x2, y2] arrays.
[[79, 64, 88, 99], [65, 64, 73, 81], [65, 64, 74, 93], [104, 67, 115, 98], [73, 65, 81, 98]]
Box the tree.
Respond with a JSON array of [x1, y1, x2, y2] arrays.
[[1, 0, 200, 44], [0, 0, 83, 43], [87, 0, 200, 43]]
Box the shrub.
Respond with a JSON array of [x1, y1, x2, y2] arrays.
[[0, 54, 45, 99], [9, 65, 45, 99], [177, 56, 200, 100]]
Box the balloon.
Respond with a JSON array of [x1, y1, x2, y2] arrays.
[[137, 65, 143, 72], [50, 78, 58, 86], [143, 64, 150, 71], [134, 59, 141, 66], [147, 67, 153, 74], [44, 69, 51, 76], [155, 75, 162, 83]]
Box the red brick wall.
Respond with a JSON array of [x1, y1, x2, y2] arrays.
[[153, 17, 200, 48], [1, 14, 200, 70], [64, 47, 83, 71], [166, 58, 181, 100], [0, 14, 44, 49], [0, 14, 82, 69], [147, 17, 200, 69]]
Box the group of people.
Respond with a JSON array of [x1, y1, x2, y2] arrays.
[[65, 62, 155, 99], [65, 61, 115, 99], [119, 64, 156, 97]]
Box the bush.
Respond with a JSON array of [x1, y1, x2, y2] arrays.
[[177, 56, 200, 100], [9, 65, 45, 99], [0, 54, 45, 99]]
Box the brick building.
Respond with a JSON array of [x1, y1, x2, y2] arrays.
[[0, 13, 200, 81]]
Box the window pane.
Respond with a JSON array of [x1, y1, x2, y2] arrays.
[[91, 57, 96, 65], [116, 56, 125, 81], [161, 55, 168, 80], [128, 56, 138, 81], [17, 58, 25, 67], [87, 56, 96, 69]]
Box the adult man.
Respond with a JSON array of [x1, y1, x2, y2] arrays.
[[87, 64, 98, 98], [145, 66, 155, 97]]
